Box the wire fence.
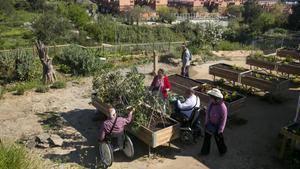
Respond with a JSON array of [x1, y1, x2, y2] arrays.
[[252, 37, 300, 52], [0, 41, 186, 58]]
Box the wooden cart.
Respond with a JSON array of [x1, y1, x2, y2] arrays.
[[91, 96, 180, 150], [168, 74, 246, 116]]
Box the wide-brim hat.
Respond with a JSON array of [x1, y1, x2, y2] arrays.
[[207, 88, 223, 99]]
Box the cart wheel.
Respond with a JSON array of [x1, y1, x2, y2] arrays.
[[123, 135, 134, 158], [180, 131, 194, 145], [99, 142, 114, 167]]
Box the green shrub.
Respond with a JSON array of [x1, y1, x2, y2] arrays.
[[0, 141, 46, 169], [57, 64, 72, 74], [0, 86, 4, 98], [216, 40, 255, 51], [55, 45, 104, 76], [0, 49, 41, 84], [15, 86, 25, 95], [51, 81, 66, 89], [35, 85, 49, 93]]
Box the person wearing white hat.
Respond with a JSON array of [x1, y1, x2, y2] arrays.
[[200, 88, 228, 156]]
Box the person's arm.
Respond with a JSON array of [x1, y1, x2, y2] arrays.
[[98, 122, 106, 141], [122, 109, 134, 125], [218, 103, 228, 134]]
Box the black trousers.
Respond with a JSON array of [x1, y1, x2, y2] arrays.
[[181, 65, 190, 77], [201, 132, 227, 155]]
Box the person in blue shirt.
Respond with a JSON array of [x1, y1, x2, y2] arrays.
[[181, 43, 192, 77]]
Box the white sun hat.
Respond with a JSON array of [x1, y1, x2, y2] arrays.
[[207, 88, 223, 99]]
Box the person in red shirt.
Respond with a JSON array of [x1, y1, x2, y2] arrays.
[[149, 68, 171, 100]]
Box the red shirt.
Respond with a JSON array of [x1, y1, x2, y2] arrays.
[[150, 75, 171, 99]]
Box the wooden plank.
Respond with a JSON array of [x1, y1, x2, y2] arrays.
[[277, 63, 300, 75], [153, 123, 180, 148], [277, 49, 300, 60], [246, 57, 276, 70], [128, 125, 154, 147]]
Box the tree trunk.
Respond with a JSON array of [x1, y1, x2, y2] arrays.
[[35, 40, 56, 84]]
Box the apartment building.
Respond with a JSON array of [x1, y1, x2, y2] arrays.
[[94, 0, 244, 13]]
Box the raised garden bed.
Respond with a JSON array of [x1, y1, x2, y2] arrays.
[[91, 97, 180, 148], [246, 55, 300, 75], [193, 84, 246, 115], [168, 74, 246, 115], [277, 48, 300, 60], [209, 63, 249, 82], [241, 71, 290, 93], [277, 62, 300, 75], [246, 56, 276, 70], [209, 63, 290, 94]]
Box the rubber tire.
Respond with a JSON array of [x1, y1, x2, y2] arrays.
[[99, 142, 114, 167], [123, 135, 134, 158]]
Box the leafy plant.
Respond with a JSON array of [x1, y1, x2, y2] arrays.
[[50, 81, 66, 89], [0, 86, 4, 98], [15, 86, 25, 95], [35, 85, 49, 93], [195, 84, 242, 102], [0, 49, 41, 83], [0, 141, 46, 169], [232, 64, 247, 71], [55, 45, 104, 76], [93, 68, 169, 131]]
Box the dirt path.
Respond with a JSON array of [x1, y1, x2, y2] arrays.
[[0, 52, 298, 169]]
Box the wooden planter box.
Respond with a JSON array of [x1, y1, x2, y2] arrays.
[[91, 97, 180, 148], [246, 56, 300, 75], [168, 74, 246, 115], [193, 84, 246, 116], [277, 49, 300, 60], [246, 57, 276, 70], [128, 117, 180, 148], [209, 63, 290, 94], [241, 72, 290, 93], [168, 74, 204, 96], [209, 63, 249, 82], [278, 62, 300, 75]]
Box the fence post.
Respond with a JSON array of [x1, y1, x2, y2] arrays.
[[152, 50, 158, 75]]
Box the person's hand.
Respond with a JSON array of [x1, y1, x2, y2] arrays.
[[126, 106, 135, 113], [166, 88, 170, 92]]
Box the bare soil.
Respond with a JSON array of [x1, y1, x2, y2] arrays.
[[0, 51, 299, 169]]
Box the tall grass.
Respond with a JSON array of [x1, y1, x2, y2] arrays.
[[216, 40, 256, 51], [0, 141, 47, 169]]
